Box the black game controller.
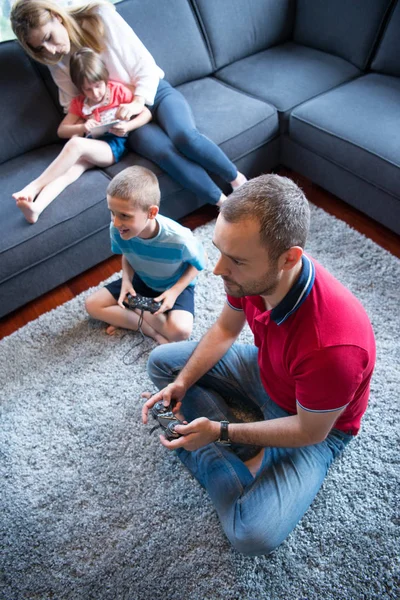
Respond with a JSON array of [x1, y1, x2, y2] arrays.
[[124, 293, 162, 314], [150, 401, 184, 440]]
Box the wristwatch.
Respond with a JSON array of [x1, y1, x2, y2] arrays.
[[217, 420, 231, 445]]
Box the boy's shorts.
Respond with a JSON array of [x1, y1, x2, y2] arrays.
[[99, 133, 128, 162], [105, 273, 195, 316]]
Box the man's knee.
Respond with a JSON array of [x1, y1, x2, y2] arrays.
[[227, 528, 281, 557]]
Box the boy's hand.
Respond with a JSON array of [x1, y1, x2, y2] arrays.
[[118, 283, 136, 309], [153, 289, 179, 314]]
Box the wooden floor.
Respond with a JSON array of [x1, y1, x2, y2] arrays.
[[1, 168, 399, 340]]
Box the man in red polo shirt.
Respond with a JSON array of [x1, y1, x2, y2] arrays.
[[142, 174, 376, 556]]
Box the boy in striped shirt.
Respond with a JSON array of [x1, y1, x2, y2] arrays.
[[85, 166, 206, 344]]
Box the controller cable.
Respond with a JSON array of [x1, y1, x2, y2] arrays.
[[121, 309, 146, 365]]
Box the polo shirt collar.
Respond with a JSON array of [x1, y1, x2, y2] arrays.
[[271, 254, 315, 325]]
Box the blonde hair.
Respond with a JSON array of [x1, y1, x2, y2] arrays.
[[10, 0, 113, 65], [107, 167, 161, 211], [69, 47, 109, 92]]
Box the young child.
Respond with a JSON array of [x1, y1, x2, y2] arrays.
[[85, 166, 207, 344], [12, 48, 152, 224]]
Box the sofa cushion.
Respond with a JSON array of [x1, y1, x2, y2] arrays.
[[191, 0, 294, 70], [176, 78, 279, 159], [215, 42, 360, 120], [0, 42, 61, 165], [371, 0, 400, 76], [0, 146, 111, 288], [288, 73, 400, 200], [116, 0, 213, 87], [293, 0, 393, 70]]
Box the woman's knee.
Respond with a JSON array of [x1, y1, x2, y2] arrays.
[[171, 128, 202, 154]]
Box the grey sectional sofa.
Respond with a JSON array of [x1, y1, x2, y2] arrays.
[[1, 0, 399, 319]]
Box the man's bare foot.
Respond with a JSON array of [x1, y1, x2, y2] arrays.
[[244, 448, 265, 477], [106, 324, 119, 335], [15, 198, 42, 224], [230, 172, 247, 190], [12, 181, 41, 204]]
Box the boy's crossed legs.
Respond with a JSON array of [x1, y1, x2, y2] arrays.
[[85, 276, 195, 344]]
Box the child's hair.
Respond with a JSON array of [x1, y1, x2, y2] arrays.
[[10, 0, 110, 65], [69, 48, 109, 93], [107, 167, 161, 211]]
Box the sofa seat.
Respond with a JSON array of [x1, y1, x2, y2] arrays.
[[105, 76, 279, 220], [214, 42, 360, 124], [288, 74, 400, 203], [0, 147, 112, 315]]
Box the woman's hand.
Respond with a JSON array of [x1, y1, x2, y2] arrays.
[[110, 121, 130, 137], [117, 282, 136, 309], [116, 98, 145, 120]]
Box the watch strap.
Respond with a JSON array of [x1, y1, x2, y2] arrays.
[[218, 420, 231, 445]]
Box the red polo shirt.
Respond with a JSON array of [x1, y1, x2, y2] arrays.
[[227, 255, 376, 435]]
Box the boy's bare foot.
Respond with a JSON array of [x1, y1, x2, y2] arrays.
[[106, 324, 119, 335], [230, 172, 247, 190], [244, 448, 265, 477], [15, 198, 41, 224]]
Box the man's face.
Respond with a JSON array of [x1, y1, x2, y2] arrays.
[[212, 215, 281, 298]]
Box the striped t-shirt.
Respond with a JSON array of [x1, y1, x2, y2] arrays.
[[110, 214, 206, 291]]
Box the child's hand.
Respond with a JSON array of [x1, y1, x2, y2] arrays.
[[116, 100, 143, 120], [110, 121, 130, 137], [153, 289, 179, 314], [118, 283, 136, 309], [83, 119, 99, 133]]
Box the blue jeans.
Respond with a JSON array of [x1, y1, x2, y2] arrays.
[[128, 80, 237, 204], [147, 341, 353, 556]]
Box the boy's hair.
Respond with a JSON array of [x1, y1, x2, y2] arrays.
[[10, 0, 109, 66], [220, 174, 310, 261], [70, 48, 109, 93], [107, 166, 161, 211]]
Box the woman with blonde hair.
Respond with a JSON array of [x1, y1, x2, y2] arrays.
[[10, 0, 247, 211]]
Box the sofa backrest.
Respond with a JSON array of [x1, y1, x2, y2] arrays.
[[191, 0, 295, 70], [293, 0, 393, 71], [116, 0, 213, 86], [0, 41, 62, 165], [371, 0, 400, 76]]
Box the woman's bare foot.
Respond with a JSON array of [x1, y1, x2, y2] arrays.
[[230, 172, 247, 190], [244, 448, 265, 477], [12, 181, 42, 204], [15, 198, 42, 224]]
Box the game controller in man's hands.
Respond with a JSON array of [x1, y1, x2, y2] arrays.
[[123, 293, 162, 314], [150, 401, 184, 440]]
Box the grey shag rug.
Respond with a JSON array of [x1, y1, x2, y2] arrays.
[[1, 205, 399, 600]]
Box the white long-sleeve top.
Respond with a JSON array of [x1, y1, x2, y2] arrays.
[[48, 2, 164, 112]]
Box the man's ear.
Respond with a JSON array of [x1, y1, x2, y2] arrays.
[[147, 205, 159, 219], [279, 246, 303, 271]]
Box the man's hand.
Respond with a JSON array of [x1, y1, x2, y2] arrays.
[[159, 417, 219, 451], [117, 282, 136, 309], [141, 381, 187, 424]]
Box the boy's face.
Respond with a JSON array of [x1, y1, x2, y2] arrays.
[[107, 195, 157, 240]]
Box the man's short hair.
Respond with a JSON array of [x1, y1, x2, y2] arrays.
[[107, 166, 160, 211], [220, 174, 310, 261]]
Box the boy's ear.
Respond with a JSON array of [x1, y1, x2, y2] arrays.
[[147, 205, 159, 219]]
